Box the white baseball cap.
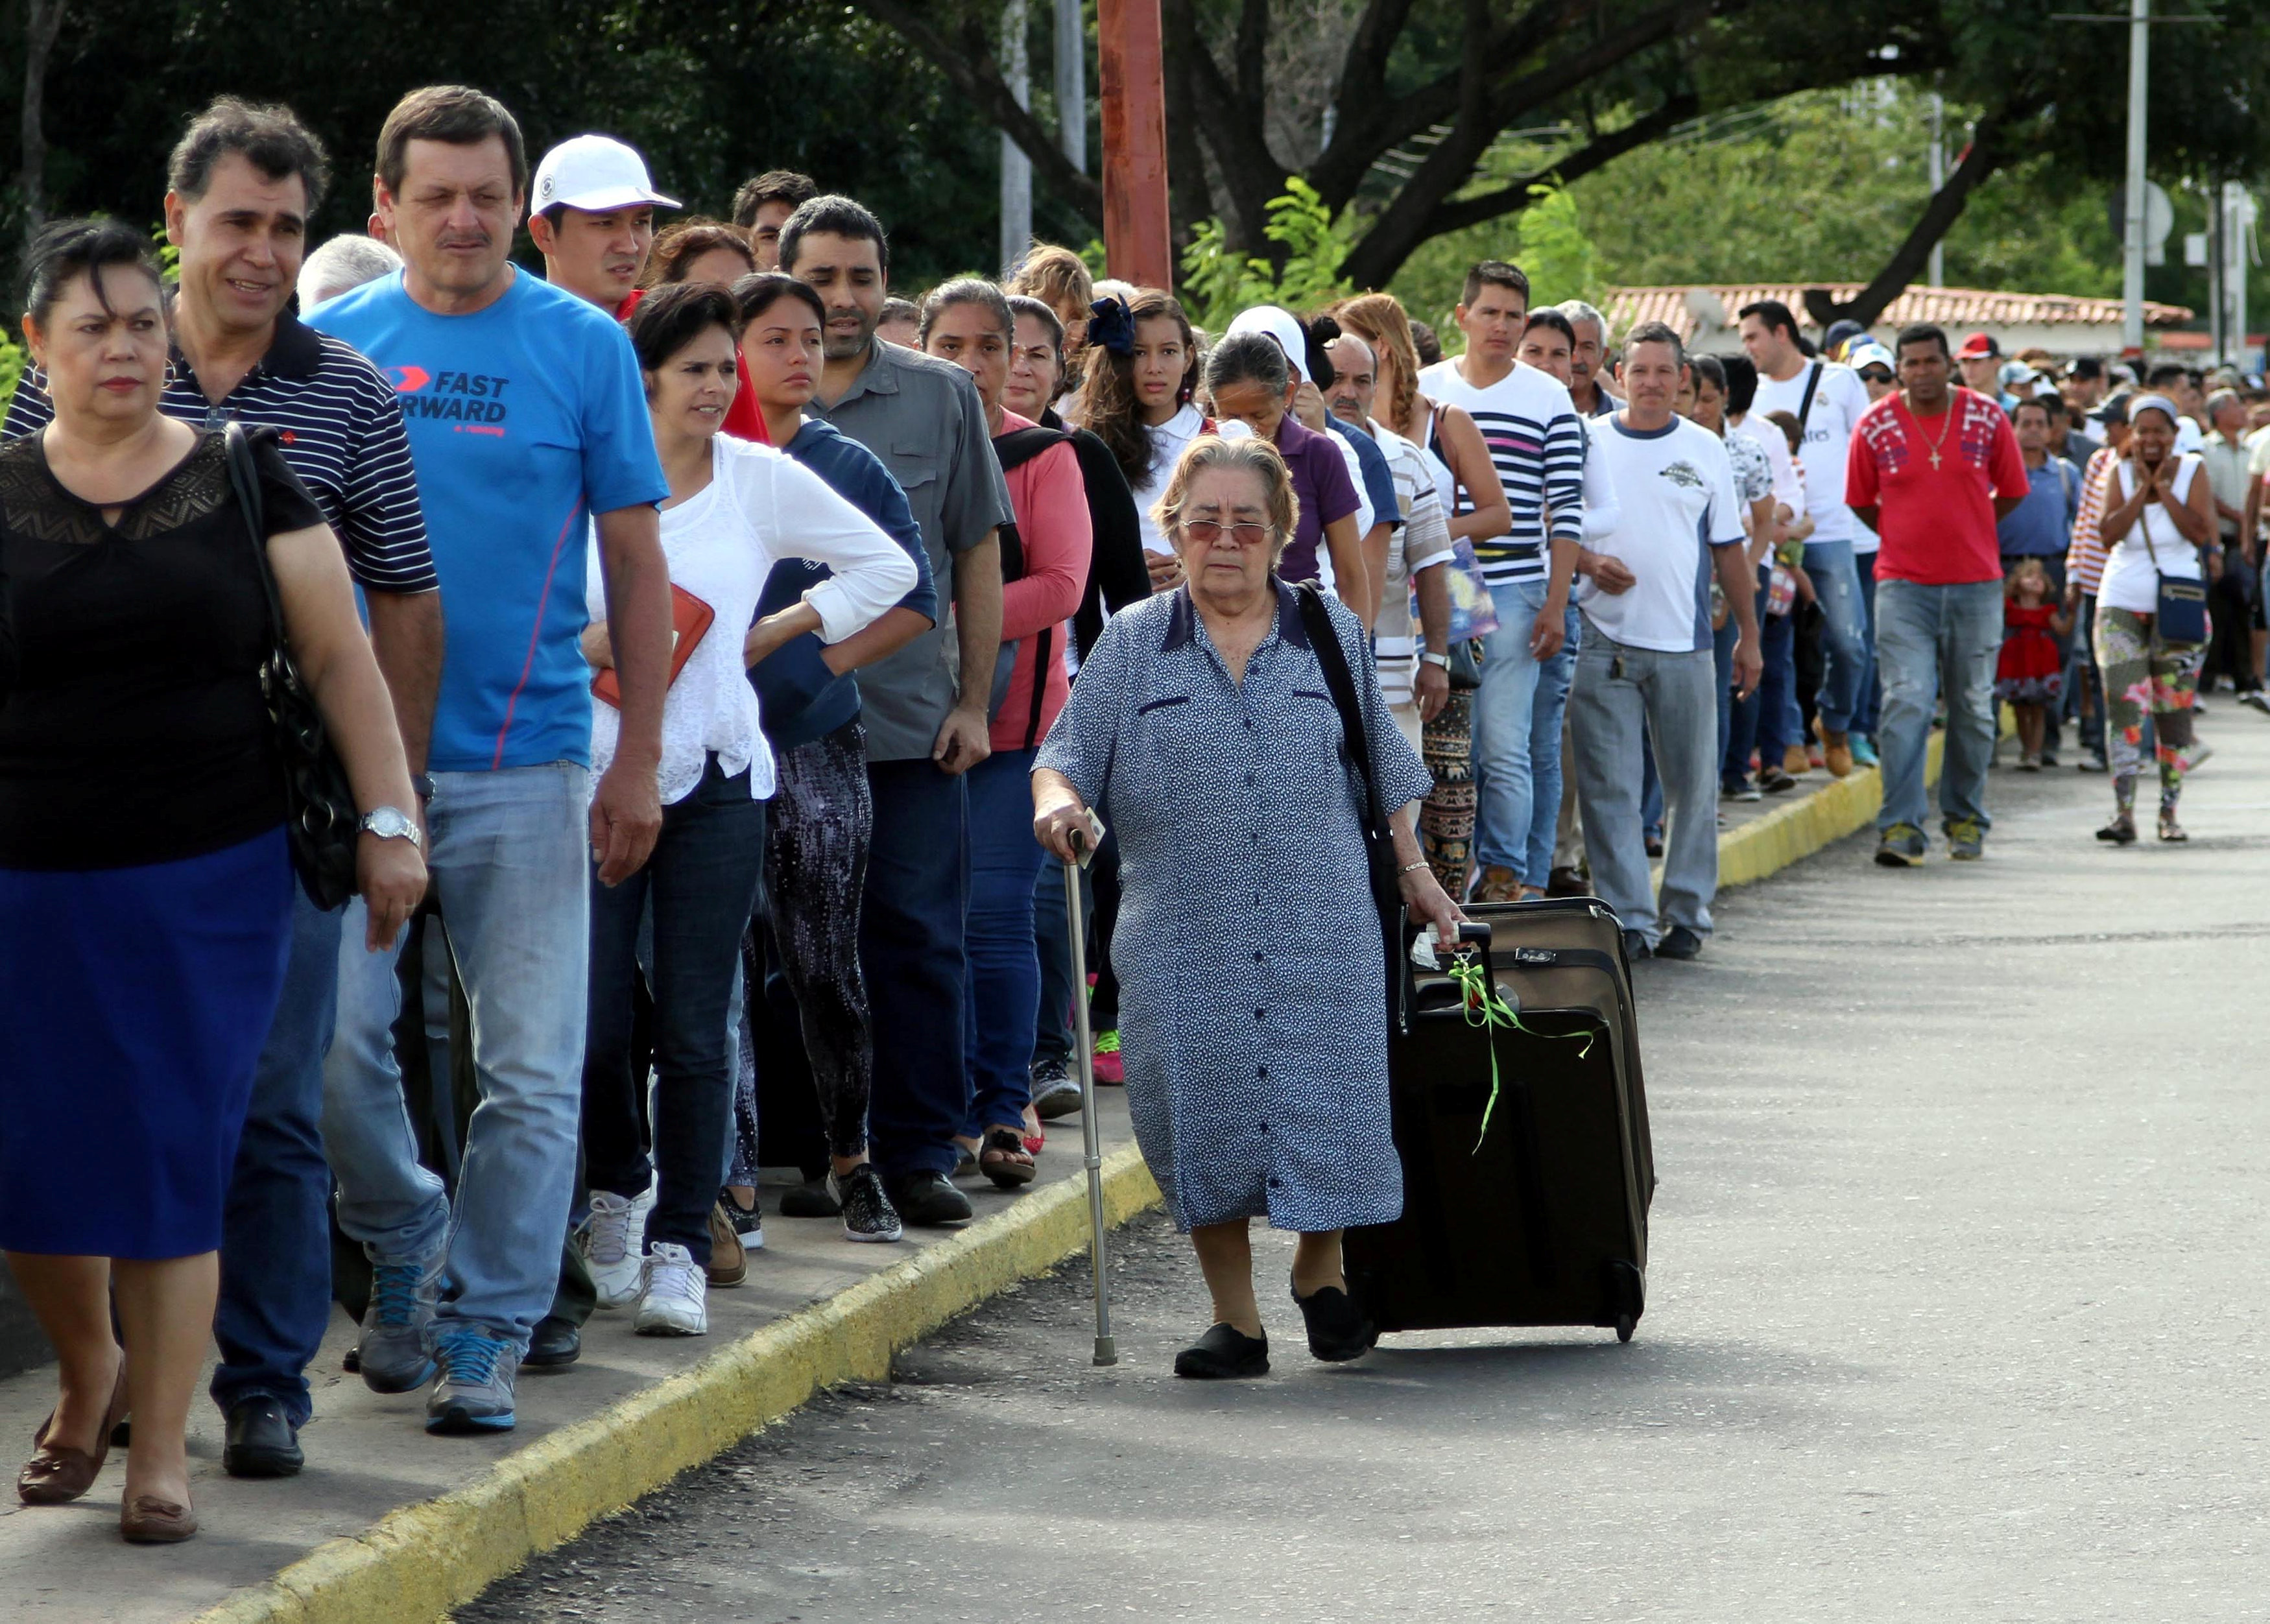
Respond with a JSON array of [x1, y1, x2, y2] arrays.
[[531, 134, 679, 214], [1224, 305, 1312, 383]]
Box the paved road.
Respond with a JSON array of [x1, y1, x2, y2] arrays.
[[462, 721, 2270, 1624]]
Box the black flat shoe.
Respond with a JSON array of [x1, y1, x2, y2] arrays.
[[1289, 1280, 1378, 1363], [523, 1315, 581, 1370], [1173, 1323, 1270, 1379], [222, 1396, 303, 1479], [887, 1170, 973, 1227]]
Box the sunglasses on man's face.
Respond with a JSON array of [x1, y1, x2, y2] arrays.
[[1182, 519, 1272, 546]]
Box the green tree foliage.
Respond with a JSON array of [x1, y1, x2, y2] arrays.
[[0, 0, 1038, 294], [1177, 178, 1353, 331]]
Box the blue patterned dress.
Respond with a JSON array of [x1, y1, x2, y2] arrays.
[[1035, 581, 1435, 1232]]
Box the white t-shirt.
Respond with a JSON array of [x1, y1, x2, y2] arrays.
[[584, 435, 916, 804], [1752, 359, 1872, 544], [1575, 413, 1746, 654], [2100, 454, 2204, 615], [1130, 403, 1206, 555], [1731, 414, 1802, 536]]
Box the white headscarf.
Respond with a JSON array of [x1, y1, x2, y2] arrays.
[[1224, 305, 1311, 384]]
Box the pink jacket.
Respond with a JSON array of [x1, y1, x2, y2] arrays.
[[992, 409, 1092, 751]]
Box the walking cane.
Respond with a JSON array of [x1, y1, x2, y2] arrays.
[[1064, 813, 1117, 1367]]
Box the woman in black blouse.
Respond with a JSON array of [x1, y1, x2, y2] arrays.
[[0, 221, 424, 1542]]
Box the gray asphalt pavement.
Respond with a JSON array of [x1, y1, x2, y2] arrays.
[[460, 717, 2270, 1624]]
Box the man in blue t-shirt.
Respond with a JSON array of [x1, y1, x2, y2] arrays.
[[311, 85, 673, 1437]]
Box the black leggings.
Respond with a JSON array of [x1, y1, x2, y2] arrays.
[[729, 721, 876, 1175]]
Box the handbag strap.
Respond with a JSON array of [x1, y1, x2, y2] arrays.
[[221, 421, 289, 647], [1294, 582, 1391, 844], [1794, 360, 1824, 436]]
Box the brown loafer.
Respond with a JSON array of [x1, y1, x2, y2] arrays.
[[120, 1494, 198, 1544], [19, 1368, 127, 1506]]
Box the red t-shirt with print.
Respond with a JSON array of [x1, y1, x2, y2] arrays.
[[1845, 386, 2027, 585]]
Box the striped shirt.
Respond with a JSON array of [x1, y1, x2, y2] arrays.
[[4, 311, 436, 595], [1417, 357, 1584, 586], [2065, 443, 2121, 595]]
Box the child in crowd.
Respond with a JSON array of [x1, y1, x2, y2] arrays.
[[1997, 556, 2072, 770]]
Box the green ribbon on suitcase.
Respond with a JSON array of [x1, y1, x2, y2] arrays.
[[1443, 950, 1592, 1153]]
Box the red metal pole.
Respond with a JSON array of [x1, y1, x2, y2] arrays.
[[1097, 0, 1173, 290]]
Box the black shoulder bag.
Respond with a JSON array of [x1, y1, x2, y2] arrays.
[[1295, 582, 1406, 1016], [224, 422, 360, 911]]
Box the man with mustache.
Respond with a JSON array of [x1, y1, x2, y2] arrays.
[[309, 84, 674, 1437]]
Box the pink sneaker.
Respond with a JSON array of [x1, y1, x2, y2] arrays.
[[1091, 1029, 1124, 1085]]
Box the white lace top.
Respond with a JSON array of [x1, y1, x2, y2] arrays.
[[586, 434, 918, 804]]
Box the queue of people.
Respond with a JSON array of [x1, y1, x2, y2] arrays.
[[1, 79, 2254, 1543]]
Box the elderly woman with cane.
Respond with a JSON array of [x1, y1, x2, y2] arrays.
[[1031, 435, 1464, 1379]]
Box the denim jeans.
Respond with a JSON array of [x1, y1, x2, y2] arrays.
[[1472, 578, 1551, 871], [2068, 591, 2107, 756], [323, 763, 593, 1353], [1854, 547, 1882, 737], [1568, 628, 1721, 942], [862, 758, 970, 1180], [962, 748, 1045, 1136], [1874, 579, 2004, 837], [584, 757, 764, 1265], [1521, 600, 1581, 887], [1802, 538, 1869, 734], [1727, 591, 1798, 785], [211, 889, 342, 1427]]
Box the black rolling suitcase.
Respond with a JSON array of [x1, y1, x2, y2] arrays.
[[1345, 897, 1655, 1342]]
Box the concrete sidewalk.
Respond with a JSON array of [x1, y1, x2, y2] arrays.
[[0, 1095, 1153, 1624], [0, 726, 1977, 1623]]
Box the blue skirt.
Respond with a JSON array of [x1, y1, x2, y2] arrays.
[[0, 828, 294, 1258]]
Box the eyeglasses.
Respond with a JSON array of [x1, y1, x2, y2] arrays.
[[1180, 519, 1272, 546]]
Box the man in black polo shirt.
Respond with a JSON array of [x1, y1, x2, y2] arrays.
[[5, 98, 442, 1478]]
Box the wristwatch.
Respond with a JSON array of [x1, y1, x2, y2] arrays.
[[361, 806, 424, 850], [1418, 651, 1451, 669]]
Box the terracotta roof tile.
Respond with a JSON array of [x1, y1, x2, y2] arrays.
[[1605, 283, 2193, 344]]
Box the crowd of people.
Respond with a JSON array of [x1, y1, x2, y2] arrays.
[[0, 80, 2253, 1542]]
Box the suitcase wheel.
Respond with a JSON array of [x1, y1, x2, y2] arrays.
[[1614, 1313, 1636, 1344]]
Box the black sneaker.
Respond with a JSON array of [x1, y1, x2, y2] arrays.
[[776, 1178, 838, 1220], [886, 1170, 972, 1226], [1655, 924, 1704, 961], [1029, 1054, 1084, 1119], [1289, 1280, 1378, 1362], [1757, 765, 1798, 794], [1621, 928, 1653, 962], [1173, 1323, 1270, 1379], [830, 1164, 904, 1243]]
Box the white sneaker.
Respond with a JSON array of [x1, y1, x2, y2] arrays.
[[634, 1243, 709, 1336], [580, 1188, 649, 1309]]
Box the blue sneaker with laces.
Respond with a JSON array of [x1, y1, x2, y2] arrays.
[[355, 1259, 438, 1394], [424, 1328, 520, 1434]]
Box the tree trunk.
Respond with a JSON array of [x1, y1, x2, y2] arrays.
[[19, 0, 64, 230], [1802, 110, 2009, 331]]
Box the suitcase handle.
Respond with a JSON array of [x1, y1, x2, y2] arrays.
[[1401, 922, 1501, 1023]]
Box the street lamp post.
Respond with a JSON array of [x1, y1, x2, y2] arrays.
[[2121, 0, 2149, 353]]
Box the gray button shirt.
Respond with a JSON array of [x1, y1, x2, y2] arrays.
[[813, 340, 1013, 761]]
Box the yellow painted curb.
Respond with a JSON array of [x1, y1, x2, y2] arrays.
[[191, 1147, 1161, 1624]]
